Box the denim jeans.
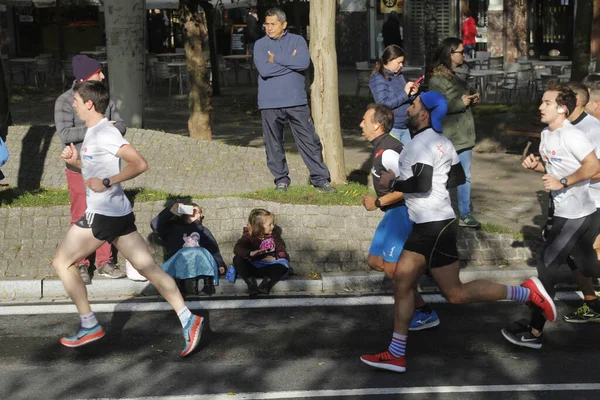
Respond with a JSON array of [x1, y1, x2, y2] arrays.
[[390, 128, 411, 145], [457, 149, 473, 217]]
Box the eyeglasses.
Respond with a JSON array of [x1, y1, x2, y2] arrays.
[[452, 50, 465, 55]]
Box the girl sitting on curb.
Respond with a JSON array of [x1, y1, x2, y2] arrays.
[[233, 208, 290, 298]]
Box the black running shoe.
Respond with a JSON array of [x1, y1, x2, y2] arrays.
[[501, 320, 543, 349]]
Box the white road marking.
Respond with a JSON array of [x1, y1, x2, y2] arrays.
[[86, 383, 600, 399], [0, 292, 585, 315]]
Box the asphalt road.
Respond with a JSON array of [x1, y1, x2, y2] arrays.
[[1, 298, 599, 400]]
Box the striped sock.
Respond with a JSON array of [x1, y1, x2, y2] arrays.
[[388, 332, 407, 358], [507, 286, 530, 303], [80, 312, 98, 329], [177, 307, 192, 328]]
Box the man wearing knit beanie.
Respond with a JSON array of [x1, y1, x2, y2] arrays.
[[54, 54, 127, 283]]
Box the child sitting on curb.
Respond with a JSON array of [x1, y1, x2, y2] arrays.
[[233, 208, 290, 298]]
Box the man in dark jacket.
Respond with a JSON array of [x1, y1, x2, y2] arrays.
[[244, 6, 263, 54], [54, 55, 127, 284], [253, 7, 335, 193], [382, 11, 403, 48]]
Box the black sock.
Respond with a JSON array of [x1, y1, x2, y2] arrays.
[[416, 304, 432, 314]]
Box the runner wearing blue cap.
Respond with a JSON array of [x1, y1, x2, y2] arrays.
[[359, 90, 557, 373]]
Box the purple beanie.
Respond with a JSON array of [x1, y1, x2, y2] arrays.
[[72, 55, 102, 81]]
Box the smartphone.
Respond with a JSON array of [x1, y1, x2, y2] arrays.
[[178, 204, 194, 215], [414, 75, 425, 85]]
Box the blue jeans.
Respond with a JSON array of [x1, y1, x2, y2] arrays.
[[457, 149, 472, 217], [390, 128, 411, 145]]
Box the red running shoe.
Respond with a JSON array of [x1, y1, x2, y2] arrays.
[[181, 315, 204, 357], [522, 277, 557, 322], [360, 350, 406, 373]]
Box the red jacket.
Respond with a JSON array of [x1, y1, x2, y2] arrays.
[[462, 17, 477, 45]]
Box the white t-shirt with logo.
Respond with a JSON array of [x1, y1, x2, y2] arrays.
[[573, 113, 600, 207], [81, 118, 133, 217], [397, 128, 460, 223], [540, 120, 596, 219]]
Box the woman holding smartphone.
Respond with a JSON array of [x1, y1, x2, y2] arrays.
[[427, 37, 481, 229], [369, 45, 418, 145], [151, 202, 226, 295]]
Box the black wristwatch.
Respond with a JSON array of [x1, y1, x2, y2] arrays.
[[102, 178, 112, 188], [388, 179, 396, 192], [375, 199, 382, 208], [560, 177, 568, 188]]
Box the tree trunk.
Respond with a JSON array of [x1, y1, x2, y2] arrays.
[[423, 0, 439, 70], [182, 1, 212, 140], [309, 0, 346, 184], [104, 0, 145, 128], [0, 60, 12, 142], [572, 0, 594, 81]]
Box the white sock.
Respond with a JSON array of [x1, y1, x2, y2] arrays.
[[177, 307, 192, 327], [80, 312, 98, 329]]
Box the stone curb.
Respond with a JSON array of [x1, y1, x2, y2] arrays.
[[0, 267, 577, 301]]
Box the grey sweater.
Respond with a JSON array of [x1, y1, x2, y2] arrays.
[[54, 82, 126, 173]]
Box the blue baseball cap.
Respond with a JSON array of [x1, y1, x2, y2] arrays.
[[419, 91, 448, 133]]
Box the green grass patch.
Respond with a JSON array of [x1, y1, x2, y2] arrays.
[[480, 221, 524, 240], [1, 183, 372, 208], [0, 187, 184, 208], [235, 183, 371, 206]]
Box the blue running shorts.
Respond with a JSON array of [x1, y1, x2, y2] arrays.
[[369, 205, 413, 263]]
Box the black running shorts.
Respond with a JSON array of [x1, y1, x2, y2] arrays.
[[403, 218, 459, 268], [75, 212, 137, 243]]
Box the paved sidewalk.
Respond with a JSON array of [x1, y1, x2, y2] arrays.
[[2, 267, 579, 302]]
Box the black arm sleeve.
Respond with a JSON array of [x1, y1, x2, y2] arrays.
[[446, 162, 466, 188], [391, 163, 433, 194]]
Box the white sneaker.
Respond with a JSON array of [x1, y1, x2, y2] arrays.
[[125, 260, 148, 282]]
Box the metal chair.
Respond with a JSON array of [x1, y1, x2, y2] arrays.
[[61, 60, 75, 88], [498, 62, 531, 103], [589, 58, 597, 74], [355, 61, 372, 97], [475, 51, 491, 69], [217, 55, 231, 87], [489, 56, 504, 70], [34, 56, 55, 87], [532, 68, 552, 101], [152, 61, 178, 96]]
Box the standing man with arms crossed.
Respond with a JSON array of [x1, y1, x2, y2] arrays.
[[55, 55, 126, 283], [502, 83, 600, 348], [253, 7, 336, 193], [360, 103, 439, 330], [360, 91, 556, 373], [54, 81, 203, 357]]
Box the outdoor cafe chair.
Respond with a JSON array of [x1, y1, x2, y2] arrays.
[[1, 55, 25, 84], [498, 62, 532, 103], [33, 56, 54, 88], [489, 56, 504, 70], [475, 51, 491, 69], [61, 60, 75, 88], [355, 61, 372, 97], [152, 61, 178, 96]]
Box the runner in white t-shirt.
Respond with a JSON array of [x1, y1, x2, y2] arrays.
[[502, 82, 600, 349], [360, 91, 556, 373], [52, 81, 203, 357]]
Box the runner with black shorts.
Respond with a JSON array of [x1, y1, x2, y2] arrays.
[[502, 82, 600, 349], [52, 80, 203, 357], [359, 103, 439, 331], [360, 90, 556, 373]]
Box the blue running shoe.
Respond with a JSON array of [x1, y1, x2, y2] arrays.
[[409, 309, 440, 331], [181, 315, 204, 357], [60, 324, 105, 347]]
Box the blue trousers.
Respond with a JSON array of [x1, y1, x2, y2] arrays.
[[261, 105, 331, 187]]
